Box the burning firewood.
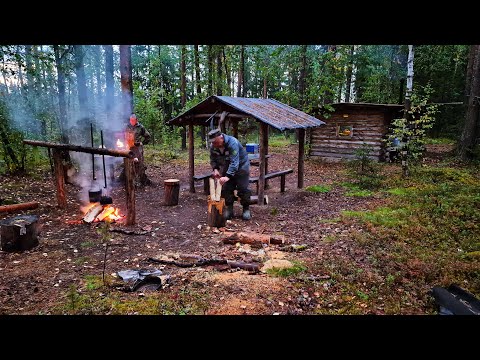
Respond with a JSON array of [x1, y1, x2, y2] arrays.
[[97, 206, 116, 222], [82, 203, 103, 223]]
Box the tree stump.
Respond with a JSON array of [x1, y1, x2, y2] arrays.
[[207, 196, 226, 228], [164, 179, 180, 206], [0, 215, 41, 252]]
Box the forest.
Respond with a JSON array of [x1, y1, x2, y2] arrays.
[[0, 45, 479, 315]]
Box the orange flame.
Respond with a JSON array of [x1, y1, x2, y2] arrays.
[[81, 203, 124, 223]]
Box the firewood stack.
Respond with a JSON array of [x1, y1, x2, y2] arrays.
[[207, 177, 226, 228]]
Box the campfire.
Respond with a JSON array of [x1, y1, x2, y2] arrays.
[[81, 202, 124, 223]]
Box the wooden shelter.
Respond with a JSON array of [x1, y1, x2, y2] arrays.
[[310, 103, 403, 161], [168, 95, 325, 205]]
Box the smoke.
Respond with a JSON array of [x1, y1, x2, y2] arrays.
[[2, 44, 132, 205]]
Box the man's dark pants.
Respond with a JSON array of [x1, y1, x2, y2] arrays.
[[222, 172, 251, 207]]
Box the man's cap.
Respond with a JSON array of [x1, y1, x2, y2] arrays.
[[208, 129, 222, 141]]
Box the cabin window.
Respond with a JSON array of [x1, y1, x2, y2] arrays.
[[337, 125, 353, 137]]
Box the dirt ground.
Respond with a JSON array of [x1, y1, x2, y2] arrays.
[[0, 144, 452, 315]]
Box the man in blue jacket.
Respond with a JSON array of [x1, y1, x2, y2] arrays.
[[208, 128, 251, 220]]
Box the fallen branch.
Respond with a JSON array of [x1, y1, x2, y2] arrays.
[[0, 201, 39, 213], [221, 231, 286, 246], [147, 255, 260, 273], [109, 228, 148, 235], [279, 244, 308, 252]]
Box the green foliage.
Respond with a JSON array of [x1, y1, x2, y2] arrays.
[[346, 144, 384, 190], [305, 184, 331, 193], [388, 84, 439, 165]]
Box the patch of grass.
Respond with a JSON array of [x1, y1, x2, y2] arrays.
[[424, 137, 455, 145], [84, 275, 103, 291], [342, 207, 411, 228], [80, 241, 95, 248], [318, 217, 341, 224], [266, 261, 307, 277], [74, 256, 89, 265], [345, 189, 373, 197], [57, 281, 211, 315], [306, 184, 331, 193], [386, 188, 412, 196], [270, 207, 278, 216], [269, 134, 291, 148], [322, 235, 338, 243]]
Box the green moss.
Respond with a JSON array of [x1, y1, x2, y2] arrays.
[[306, 184, 331, 193], [266, 261, 307, 277]]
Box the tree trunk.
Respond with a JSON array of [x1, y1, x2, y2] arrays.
[[223, 46, 231, 96], [54, 45, 69, 144], [104, 45, 114, 123], [402, 45, 415, 177], [216, 46, 223, 95], [299, 45, 307, 107], [164, 179, 180, 206], [180, 45, 187, 150], [207, 45, 213, 95], [345, 45, 354, 102], [74, 45, 89, 121], [459, 45, 480, 160], [92, 45, 103, 104], [194, 44, 202, 96], [237, 45, 244, 97], [119, 45, 133, 121]]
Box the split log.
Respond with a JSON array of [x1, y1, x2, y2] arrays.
[[164, 179, 180, 206], [0, 215, 40, 252], [82, 203, 103, 223], [222, 231, 286, 246], [0, 201, 39, 213], [207, 196, 226, 228], [96, 205, 116, 221]]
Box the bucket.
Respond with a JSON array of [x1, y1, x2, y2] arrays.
[[246, 143, 259, 154]]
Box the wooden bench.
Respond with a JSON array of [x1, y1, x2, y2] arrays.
[[249, 169, 293, 193], [193, 173, 212, 194]]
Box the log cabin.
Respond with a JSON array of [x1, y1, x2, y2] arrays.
[[310, 103, 403, 162]]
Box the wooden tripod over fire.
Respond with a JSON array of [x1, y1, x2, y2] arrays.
[[23, 140, 137, 225]]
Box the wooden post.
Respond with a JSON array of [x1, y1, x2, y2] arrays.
[[232, 120, 238, 138], [164, 179, 180, 206], [258, 122, 267, 206], [298, 128, 305, 189], [188, 123, 195, 193], [262, 124, 269, 189], [52, 148, 67, 208], [124, 158, 135, 225]]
